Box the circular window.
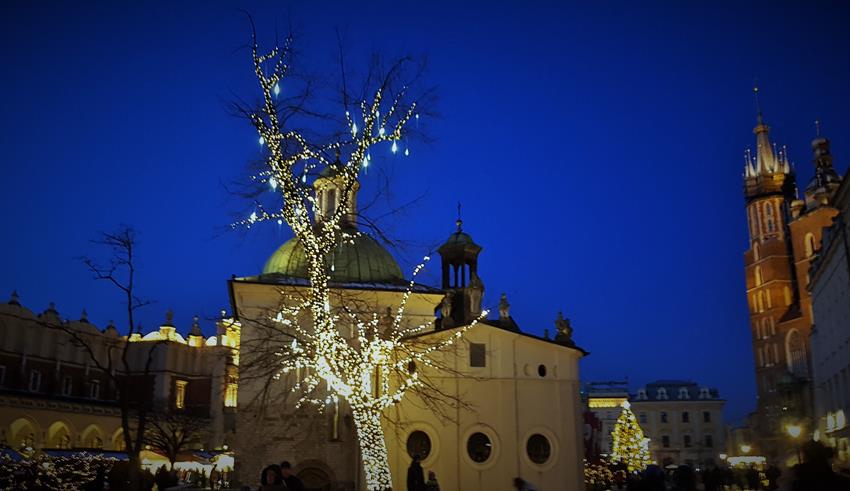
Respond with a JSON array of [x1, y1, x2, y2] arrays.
[[526, 434, 551, 464], [467, 432, 492, 463], [538, 364, 547, 377], [406, 430, 431, 460]]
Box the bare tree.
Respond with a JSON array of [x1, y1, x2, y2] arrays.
[[144, 404, 208, 470], [61, 227, 162, 490], [233, 26, 484, 490]]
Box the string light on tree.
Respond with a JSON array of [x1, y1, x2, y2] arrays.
[[233, 32, 478, 491]]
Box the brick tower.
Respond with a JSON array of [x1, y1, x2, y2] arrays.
[[742, 95, 842, 461]]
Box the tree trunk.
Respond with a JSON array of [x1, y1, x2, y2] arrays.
[[352, 408, 392, 491]]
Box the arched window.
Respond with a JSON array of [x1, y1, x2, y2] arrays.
[[786, 329, 808, 377], [805, 233, 817, 258], [766, 289, 772, 308], [753, 242, 760, 260], [755, 266, 763, 286], [784, 286, 792, 306], [769, 317, 776, 336], [765, 202, 776, 233], [749, 206, 759, 238], [773, 344, 779, 366], [758, 291, 765, 312], [757, 347, 764, 367]]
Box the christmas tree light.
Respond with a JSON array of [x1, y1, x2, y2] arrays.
[[610, 401, 652, 472]]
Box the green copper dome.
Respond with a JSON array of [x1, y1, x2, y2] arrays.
[[262, 233, 404, 284]]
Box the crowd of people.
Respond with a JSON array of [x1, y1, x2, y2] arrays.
[[254, 461, 305, 491]]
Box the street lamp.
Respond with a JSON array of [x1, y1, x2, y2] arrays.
[[740, 444, 752, 454], [785, 424, 803, 464]]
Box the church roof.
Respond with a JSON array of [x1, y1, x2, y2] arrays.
[[262, 232, 405, 285]]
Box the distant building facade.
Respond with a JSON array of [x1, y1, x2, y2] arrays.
[[583, 381, 630, 456], [631, 380, 725, 468], [810, 166, 850, 467], [0, 297, 238, 456], [740, 107, 843, 460]]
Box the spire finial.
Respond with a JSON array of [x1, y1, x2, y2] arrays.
[[9, 290, 20, 305], [753, 84, 763, 123], [815, 120, 821, 137], [456, 202, 463, 232], [164, 309, 174, 326]]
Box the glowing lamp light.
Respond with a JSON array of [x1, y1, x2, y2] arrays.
[[404, 148, 410, 156], [273, 83, 280, 96], [786, 424, 802, 438], [269, 177, 278, 190], [719, 453, 728, 460], [391, 141, 398, 154], [740, 444, 751, 454], [379, 127, 385, 136], [259, 136, 265, 146]]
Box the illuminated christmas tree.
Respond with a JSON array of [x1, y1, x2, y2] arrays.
[[610, 401, 652, 472]]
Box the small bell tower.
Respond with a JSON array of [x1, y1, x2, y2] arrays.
[[437, 205, 484, 328]]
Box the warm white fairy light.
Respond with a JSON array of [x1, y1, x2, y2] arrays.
[[234, 34, 474, 491]]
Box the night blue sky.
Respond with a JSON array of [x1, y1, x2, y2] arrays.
[[2, 1, 849, 422]]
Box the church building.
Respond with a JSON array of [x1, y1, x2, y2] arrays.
[[230, 168, 587, 490], [741, 103, 843, 462]]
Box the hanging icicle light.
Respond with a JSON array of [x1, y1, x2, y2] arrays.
[[273, 82, 281, 96], [302, 173, 307, 183], [352, 121, 358, 136], [269, 177, 278, 190], [259, 136, 265, 146], [391, 141, 398, 154], [404, 147, 410, 157], [277, 219, 283, 225], [249, 211, 258, 222], [379, 127, 385, 136]]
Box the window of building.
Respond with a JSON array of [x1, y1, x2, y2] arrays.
[[467, 432, 492, 463], [175, 380, 188, 409], [684, 435, 692, 447], [637, 389, 647, 400], [225, 382, 238, 408], [660, 412, 668, 423], [62, 376, 73, 396], [682, 411, 690, 423], [786, 329, 808, 377], [699, 387, 710, 399], [766, 289, 772, 308], [805, 233, 816, 258], [753, 242, 760, 260], [406, 430, 432, 460], [773, 344, 780, 366], [705, 434, 714, 448], [537, 364, 547, 377], [89, 379, 100, 399], [678, 387, 690, 399], [526, 434, 551, 464], [89, 436, 103, 449], [662, 435, 670, 448], [28, 370, 41, 392], [703, 411, 711, 423], [469, 343, 486, 368], [755, 266, 763, 286], [657, 388, 668, 400], [783, 286, 792, 306], [765, 203, 776, 233], [758, 346, 764, 367], [770, 317, 776, 336], [758, 291, 765, 312], [639, 413, 647, 424]]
